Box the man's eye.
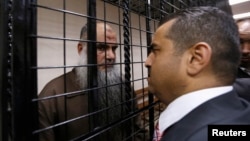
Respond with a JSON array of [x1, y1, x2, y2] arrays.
[[151, 47, 157, 52], [97, 45, 106, 51], [240, 39, 250, 44], [149, 44, 157, 52], [98, 47, 105, 51]]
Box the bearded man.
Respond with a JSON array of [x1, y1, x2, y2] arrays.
[[38, 22, 144, 141]]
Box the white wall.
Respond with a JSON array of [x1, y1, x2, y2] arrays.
[[37, 0, 156, 94]]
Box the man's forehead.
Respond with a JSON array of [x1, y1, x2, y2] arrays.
[[97, 23, 113, 32], [97, 31, 116, 37]]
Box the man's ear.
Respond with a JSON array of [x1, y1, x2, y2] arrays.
[[77, 43, 83, 55], [186, 42, 212, 76]]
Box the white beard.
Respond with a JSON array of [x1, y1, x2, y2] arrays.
[[96, 67, 127, 140], [75, 49, 88, 89], [75, 49, 128, 140], [75, 49, 126, 117], [75, 48, 123, 92]]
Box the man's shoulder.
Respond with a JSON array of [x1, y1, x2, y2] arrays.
[[203, 90, 250, 122], [39, 70, 75, 96], [46, 70, 74, 85], [234, 78, 250, 87]]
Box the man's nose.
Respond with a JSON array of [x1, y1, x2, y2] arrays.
[[106, 48, 115, 59], [145, 55, 152, 68]]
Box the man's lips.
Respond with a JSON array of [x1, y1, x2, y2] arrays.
[[104, 63, 114, 68], [99, 63, 114, 69]]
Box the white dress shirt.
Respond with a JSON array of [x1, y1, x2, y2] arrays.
[[158, 86, 233, 133]]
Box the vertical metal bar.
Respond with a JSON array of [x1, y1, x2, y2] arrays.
[[12, 0, 25, 139], [0, 0, 6, 140], [28, 0, 38, 140], [160, 0, 167, 20], [103, 2, 110, 132], [62, 0, 68, 137], [0, 0, 14, 140], [169, 0, 175, 13], [63, 0, 66, 79], [87, 0, 97, 131], [1, 0, 38, 139], [5, 0, 38, 140], [123, 0, 131, 98], [123, 0, 132, 107], [138, 3, 147, 140], [123, 0, 132, 92], [145, 0, 154, 140], [122, 0, 132, 139]]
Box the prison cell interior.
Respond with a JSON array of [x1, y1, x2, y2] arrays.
[[0, 0, 219, 140]]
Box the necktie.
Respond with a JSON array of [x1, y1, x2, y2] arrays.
[[153, 121, 163, 141]]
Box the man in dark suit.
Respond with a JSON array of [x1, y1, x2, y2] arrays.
[[145, 7, 250, 141]]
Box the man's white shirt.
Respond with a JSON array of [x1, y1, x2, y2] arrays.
[[158, 86, 233, 133]]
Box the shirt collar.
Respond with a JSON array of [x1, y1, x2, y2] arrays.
[[158, 86, 233, 133]]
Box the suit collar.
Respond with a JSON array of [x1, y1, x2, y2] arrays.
[[161, 90, 250, 141], [159, 86, 233, 133]]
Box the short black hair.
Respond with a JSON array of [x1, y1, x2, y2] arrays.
[[159, 6, 240, 83]]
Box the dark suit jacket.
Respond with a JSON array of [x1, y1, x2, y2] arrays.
[[234, 78, 250, 102], [237, 67, 250, 78], [161, 90, 250, 141]]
